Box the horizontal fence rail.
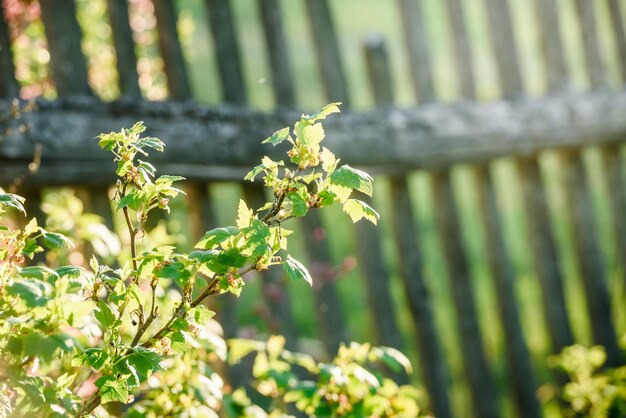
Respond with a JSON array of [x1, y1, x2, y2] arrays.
[[1, 90, 626, 187]]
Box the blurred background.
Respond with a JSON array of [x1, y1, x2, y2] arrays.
[[1, 0, 625, 417]]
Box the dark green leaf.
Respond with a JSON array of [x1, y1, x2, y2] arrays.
[[0, 193, 26, 214], [22, 238, 43, 259], [18, 266, 59, 281], [55, 265, 83, 278], [283, 255, 312, 286], [115, 192, 143, 211], [72, 348, 109, 370], [41, 231, 74, 250], [317, 190, 336, 207], [216, 249, 247, 269], [6, 280, 49, 307], [95, 300, 117, 328], [329, 165, 374, 196], [287, 191, 308, 217], [124, 347, 165, 383], [196, 226, 239, 249]]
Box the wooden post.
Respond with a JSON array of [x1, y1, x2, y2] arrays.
[[257, 0, 296, 107], [432, 169, 500, 418], [443, 0, 476, 100], [475, 165, 543, 418], [574, 0, 607, 89], [517, 156, 574, 353], [561, 149, 621, 367], [483, 0, 524, 98], [39, 0, 91, 96], [396, 0, 435, 103], [106, 0, 141, 98], [204, 0, 247, 105], [0, 7, 18, 98], [533, 0, 569, 92], [304, 0, 350, 106], [152, 0, 191, 100], [607, 0, 626, 84], [364, 34, 452, 418]]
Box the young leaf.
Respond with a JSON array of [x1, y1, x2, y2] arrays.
[[283, 255, 313, 286], [41, 231, 74, 250], [236, 200, 254, 229], [329, 165, 374, 197], [72, 348, 109, 370], [262, 127, 291, 146], [124, 347, 166, 382], [95, 300, 117, 328], [302, 102, 341, 123], [0, 193, 26, 215], [342, 199, 379, 225], [95, 376, 129, 404], [195, 226, 239, 249], [190, 305, 216, 325]]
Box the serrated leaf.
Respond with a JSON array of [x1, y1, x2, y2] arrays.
[[0, 193, 26, 214], [216, 249, 247, 269], [41, 231, 74, 250], [342, 199, 379, 225], [6, 280, 49, 307], [262, 127, 291, 146], [329, 165, 374, 196], [170, 331, 187, 354], [18, 265, 59, 281], [301, 123, 325, 146], [320, 147, 338, 174], [95, 376, 129, 404], [190, 305, 215, 325], [196, 226, 239, 249], [302, 102, 341, 123], [287, 191, 308, 217], [55, 265, 83, 278], [95, 300, 117, 327], [236, 200, 254, 229], [283, 255, 312, 286], [72, 348, 109, 370], [116, 192, 143, 211], [124, 347, 165, 382], [244, 164, 265, 182]]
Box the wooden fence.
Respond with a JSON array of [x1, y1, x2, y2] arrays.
[[1, 1, 625, 417]]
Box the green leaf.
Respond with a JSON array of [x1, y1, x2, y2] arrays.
[[190, 305, 215, 325], [18, 265, 59, 281], [195, 226, 239, 249], [377, 346, 413, 374], [244, 164, 265, 182], [55, 265, 83, 278], [95, 376, 129, 404], [136, 136, 165, 153], [124, 347, 165, 382], [329, 165, 374, 196], [155, 261, 191, 287], [22, 238, 43, 259], [302, 102, 341, 123], [262, 127, 291, 146], [6, 280, 49, 307], [115, 192, 143, 211], [216, 249, 247, 269], [342, 199, 379, 224], [317, 190, 336, 207], [0, 193, 26, 214], [41, 231, 74, 250], [287, 191, 308, 217], [72, 348, 109, 370], [170, 331, 187, 354], [236, 199, 254, 229], [283, 255, 312, 286], [95, 300, 117, 328]]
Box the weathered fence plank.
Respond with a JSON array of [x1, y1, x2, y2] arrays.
[[365, 34, 452, 418], [39, 0, 91, 96], [4, 91, 626, 186], [607, 0, 626, 83], [483, 0, 524, 98], [396, 0, 435, 103], [304, 0, 350, 106], [152, 0, 191, 100], [574, 0, 607, 88], [533, 0, 568, 91], [444, 0, 476, 100], [517, 156, 573, 353], [258, 0, 295, 107], [560, 149, 620, 367], [204, 0, 246, 105], [106, 0, 141, 98], [432, 169, 500, 418], [0, 8, 18, 98], [475, 165, 543, 418]]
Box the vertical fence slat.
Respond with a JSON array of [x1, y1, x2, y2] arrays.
[[607, 0, 626, 84], [364, 34, 452, 418], [396, 0, 435, 103], [483, 0, 524, 98], [106, 0, 141, 98], [204, 0, 246, 105], [561, 150, 620, 366], [39, 0, 91, 96], [517, 156, 574, 353], [152, 0, 191, 100], [432, 170, 500, 418], [475, 166, 543, 418], [242, 183, 299, 348], [533, 0, 568, 92], [601, 144, 626, 291], [444, 0, 476, 100], [0, 7, 18, 98], [304, 0, 350, 106], [258, 0, 295, 107], [574, 0, 607, 89]]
